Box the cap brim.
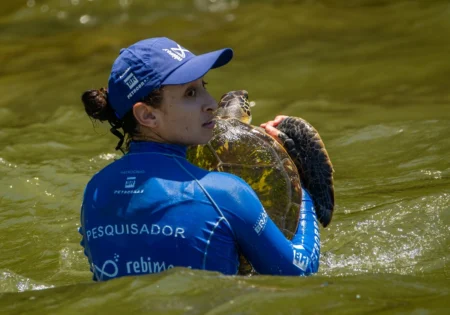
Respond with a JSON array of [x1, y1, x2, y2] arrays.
[[161, 48, 233, 85]]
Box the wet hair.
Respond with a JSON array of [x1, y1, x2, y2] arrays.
[[81, 87, 164, 153]]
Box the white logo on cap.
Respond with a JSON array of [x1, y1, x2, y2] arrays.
[[171, 44, 190, 58], [124, 72, 139, 90], [163, 44, 190, 62]]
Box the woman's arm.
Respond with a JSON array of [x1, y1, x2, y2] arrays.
[[225, 179, 320, 276]]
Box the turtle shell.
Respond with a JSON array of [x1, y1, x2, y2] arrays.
[[187, 117, 302, 274]]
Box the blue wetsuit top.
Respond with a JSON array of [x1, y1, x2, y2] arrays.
[[80, 141, 320, 281]]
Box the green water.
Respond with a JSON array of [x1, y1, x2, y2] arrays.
[[0, 0, 449, 313]]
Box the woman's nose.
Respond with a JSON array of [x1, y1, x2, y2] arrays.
[[203, 91, 218, 112]]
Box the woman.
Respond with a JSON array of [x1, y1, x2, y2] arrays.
[[80, 37, 320, 281]]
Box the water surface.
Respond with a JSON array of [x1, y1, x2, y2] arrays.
[[0, 0, 449, 314]]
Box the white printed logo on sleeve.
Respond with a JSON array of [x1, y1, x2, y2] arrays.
[[292, 244, 310, 271], [253, 211, 268, 235]]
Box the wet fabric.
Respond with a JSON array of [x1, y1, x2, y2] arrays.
[[80, 141, 320, 281]]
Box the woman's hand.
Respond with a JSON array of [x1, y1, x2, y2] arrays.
[[260, 115, 288, 144]]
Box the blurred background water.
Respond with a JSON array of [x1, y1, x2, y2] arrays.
[[0, 0, 449, 314]]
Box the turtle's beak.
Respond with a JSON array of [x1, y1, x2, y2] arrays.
[[242, 115, 252, 124]]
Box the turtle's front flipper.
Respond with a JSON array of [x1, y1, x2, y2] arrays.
[[276, 117, 334, 227]]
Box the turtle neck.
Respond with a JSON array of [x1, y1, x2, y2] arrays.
[[128, 141, 188, 158]]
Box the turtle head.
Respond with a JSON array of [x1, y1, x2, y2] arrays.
[[215, 90, 255, 124]]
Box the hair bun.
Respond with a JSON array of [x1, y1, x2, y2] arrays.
[[81, 88, 116, 122]]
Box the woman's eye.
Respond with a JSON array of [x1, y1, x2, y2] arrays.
[[186, 89, 196, 97]]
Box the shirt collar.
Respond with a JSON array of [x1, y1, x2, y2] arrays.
[[128, 141, 188, 158]]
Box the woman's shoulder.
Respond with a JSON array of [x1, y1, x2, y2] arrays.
[[85, 158, 125, 187], [200, 171, 265, 221], [204, 170, 248, 185], [202, 171, 259, 199]]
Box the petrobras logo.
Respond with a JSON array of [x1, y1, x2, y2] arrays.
[[124, 72, 139, 89], [253, 210, 268, 235], [118, 67, 148, 100], [114, 175, 142, 194], [125, 176, 136, 189], [292, 245, 309, 271], [162, 44, 190, 61], [126, 77, 149, 100]]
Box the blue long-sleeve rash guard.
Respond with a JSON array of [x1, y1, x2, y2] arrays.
[[80, 141, 320, 281]]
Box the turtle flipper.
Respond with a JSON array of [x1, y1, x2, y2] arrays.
[[276, 117, 335, 227]]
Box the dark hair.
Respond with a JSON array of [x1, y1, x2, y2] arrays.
[[81, 87, 164, 152]]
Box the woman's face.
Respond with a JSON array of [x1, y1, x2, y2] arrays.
[[155, 78, 217, 145]]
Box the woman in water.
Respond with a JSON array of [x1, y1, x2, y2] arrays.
[[80, 37, 320, 281]]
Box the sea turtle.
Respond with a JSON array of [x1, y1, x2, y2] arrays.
[[187, 90, 334, 274]]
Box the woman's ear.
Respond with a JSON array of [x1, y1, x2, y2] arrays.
[[133, 102, 159, 128]]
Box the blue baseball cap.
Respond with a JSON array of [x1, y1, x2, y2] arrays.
[[107, 37, 233, 119]]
